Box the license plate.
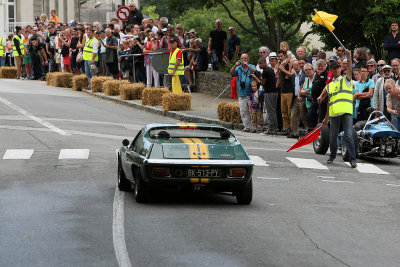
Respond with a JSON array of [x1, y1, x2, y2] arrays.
[[187, 169, 220, 177]]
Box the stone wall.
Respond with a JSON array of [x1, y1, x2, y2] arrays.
[[195, 71, 233, 98]]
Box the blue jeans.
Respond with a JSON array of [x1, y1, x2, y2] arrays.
[[84, 60, 96, 88], [329, 113, 356, 162], [0, 56, 5, 67]]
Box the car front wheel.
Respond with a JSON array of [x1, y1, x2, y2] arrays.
[[235, 179, 253, 205]]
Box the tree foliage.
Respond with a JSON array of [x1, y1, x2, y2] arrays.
[[145, 0, 400, 60]]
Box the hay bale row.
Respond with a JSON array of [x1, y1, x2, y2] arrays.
[[142, 87, 170, 106], [104, 80, 131, 96], [91, 76, 114, 93], [120, 82, 145, 100], [162, 93, 191, 111], [46, 72, 73, 88], [72, 74, 89, 91], [0, 67, 17, 79], [217, 102, 242, 123]]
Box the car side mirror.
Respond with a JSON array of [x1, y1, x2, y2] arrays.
[[122, 139, 130, 147]]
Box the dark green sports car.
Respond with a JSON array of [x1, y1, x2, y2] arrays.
[[117, 123, 254, 204]]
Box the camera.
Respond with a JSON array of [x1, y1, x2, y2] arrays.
[[240, 81, 246, 89], [252, 70, 262, 80], [306, 94, 313, 102]]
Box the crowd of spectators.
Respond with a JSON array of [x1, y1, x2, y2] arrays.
[[1, 6, 400, 134]]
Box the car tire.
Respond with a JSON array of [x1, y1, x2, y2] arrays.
[[118, 161, 132, 191], [313, 123, 330, 155], [235, 179, 253, 205], [133, 171, 148, 203], [341, 128, 358, 161]]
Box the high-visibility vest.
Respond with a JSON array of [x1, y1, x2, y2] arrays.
[[82, 37, 98, 61], [0, 37, 5, 57], [12, 35, 25, 56], [168, 48, 184, 75], [328, 77, 353, 117]]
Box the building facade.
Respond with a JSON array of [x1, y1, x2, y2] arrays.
[[0, 0, 139, 37]]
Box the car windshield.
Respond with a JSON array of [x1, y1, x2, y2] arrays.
[[149, 127, 231, 139]]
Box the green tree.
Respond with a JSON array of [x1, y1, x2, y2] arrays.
[[168, 0, 314, 51], [142, 5, 160, 21]]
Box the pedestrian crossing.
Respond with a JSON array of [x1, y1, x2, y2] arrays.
[[0, 150, 395, 175], [1, 149, 90, 160]]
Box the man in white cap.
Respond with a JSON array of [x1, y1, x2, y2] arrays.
[[374, 64, 393, 119]]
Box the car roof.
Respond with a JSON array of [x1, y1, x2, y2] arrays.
[[145, 123, 228, 131]]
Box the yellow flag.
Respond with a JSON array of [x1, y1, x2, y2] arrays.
[[172, 75, 183, 94], [312, 10, 338, 32]]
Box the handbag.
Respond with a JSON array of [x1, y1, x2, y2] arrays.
[[76, 49, 83, 63]]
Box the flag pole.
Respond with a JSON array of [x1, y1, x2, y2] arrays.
[[313, 9, 347, 50]]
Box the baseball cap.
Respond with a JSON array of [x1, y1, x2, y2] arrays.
[[382, 65, 392, 70], [34, 16, 40, 21], [169, 36, 179, 43], [330, 60, 340, 68], [161, 28, 167, 32], [328, 55, 338, 62], [269, 52, 278, 59], [96, 29, 105, 34], [189, 29, 196, 33]]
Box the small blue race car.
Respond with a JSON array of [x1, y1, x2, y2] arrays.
[[314, 111, 400, 159]]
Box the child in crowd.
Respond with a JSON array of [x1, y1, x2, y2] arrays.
[[249, 80, 264, 133]]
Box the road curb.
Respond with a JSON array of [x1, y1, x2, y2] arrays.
[[81, 90, 242, 130]]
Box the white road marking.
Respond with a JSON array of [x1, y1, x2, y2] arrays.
[[318, 175, 335, 179], [113, 187, 132, 267], [249, 155, 269, 166], [321, 180, 354, 184], [3, 149, 34, 159], [344, 162, 389, 175], [245, 147, 313, 153], [58, 149, 89, 159], [0, 125, 127, 140], [286, 157, 329, 170], [257, 177, 289, 180], [0, 96, 70, 136], [386, 184, 400, 187]]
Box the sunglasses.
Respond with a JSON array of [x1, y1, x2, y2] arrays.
[[337, 49, 343, 52], [260, 51, 267, 54], [384, 69, 391, 72], [378, 64, 385, 67], [367, 65, 375, 67], [228, 29, 234, 31]]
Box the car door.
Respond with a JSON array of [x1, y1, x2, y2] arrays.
[[122, 129, 143, 181]]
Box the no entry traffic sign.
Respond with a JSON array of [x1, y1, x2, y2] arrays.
[[117, 6, 130, 21]]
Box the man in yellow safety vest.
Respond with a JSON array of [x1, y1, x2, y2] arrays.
[[82, 27, 99, 88], [13, 26, 26, 79], [320, 49, 357, 168], [168, 36, 184, 93], [0, 36, 5, 66]]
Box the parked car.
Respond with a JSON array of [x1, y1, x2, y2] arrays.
[[117, 123, 254, 204]]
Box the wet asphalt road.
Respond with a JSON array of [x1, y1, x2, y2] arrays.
[[1, 79, 400, 267]]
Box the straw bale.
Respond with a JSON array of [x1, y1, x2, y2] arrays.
[[72, 74, 89, 91], [91, 76, 114, 93], [162, 93, 191, 111], [120, 82, 145, 100], [217, 102, 228, 121], [141, 87, 170, 106], [229, 102, 242, 123], [46, 72, 55, 86], [217, 102, 241, 123], [0, 67, 17, 79], [55, 72, 73, 88], [104, 80, 130, 96]]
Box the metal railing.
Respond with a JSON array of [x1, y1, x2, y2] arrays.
[[7, 22, 33, 33]]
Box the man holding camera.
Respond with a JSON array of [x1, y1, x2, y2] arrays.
[[230, 53, 256, 132]]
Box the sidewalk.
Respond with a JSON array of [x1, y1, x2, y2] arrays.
[[81, 90, 243, 129]]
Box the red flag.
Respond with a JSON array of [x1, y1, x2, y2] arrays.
[[287, 126, 322, 152], [230, 77, 237, 99]]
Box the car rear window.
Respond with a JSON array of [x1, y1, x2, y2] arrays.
[[149, 127, 231, 139]]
